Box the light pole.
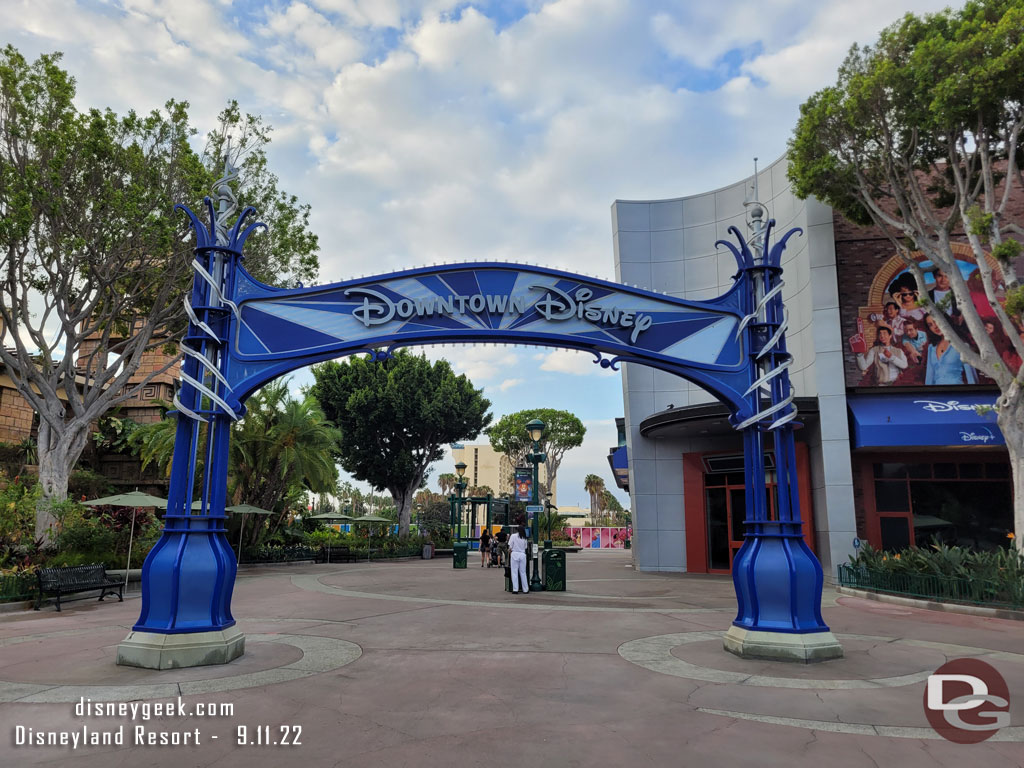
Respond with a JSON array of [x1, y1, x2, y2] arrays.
[[454, 461, 468, 543], [525, 418, 546, 592]]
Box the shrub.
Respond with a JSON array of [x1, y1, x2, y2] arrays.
[[67, 469, 114, 501], [847, 541, 1024, 607], [0, 476, 41, 567], [46, 500, 160, 570]]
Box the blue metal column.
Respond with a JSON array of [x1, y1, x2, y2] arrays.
[[127, 181, 261, 643], [718, 203, 837, 653]]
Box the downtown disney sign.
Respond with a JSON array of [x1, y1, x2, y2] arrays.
[[116, 179, 842, 671]]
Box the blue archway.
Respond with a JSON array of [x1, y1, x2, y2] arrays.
[[116, 197, 840, 669]]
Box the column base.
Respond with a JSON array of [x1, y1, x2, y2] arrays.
[[116, 626, 245, 670], [723, 625, 844, 663]]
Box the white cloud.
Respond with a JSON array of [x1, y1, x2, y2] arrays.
[[538, 349, 616, 377], [498, 378, 523, 391], [422, 344, 523, 384]]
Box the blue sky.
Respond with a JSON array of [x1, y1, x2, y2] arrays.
[[2, 0, 952, 509]]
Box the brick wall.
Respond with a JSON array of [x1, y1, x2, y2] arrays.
[[0, 385, 35, 443]]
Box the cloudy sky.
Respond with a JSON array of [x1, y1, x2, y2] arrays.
[[3, 0, 951, 509]]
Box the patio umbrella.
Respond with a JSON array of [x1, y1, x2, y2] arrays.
[[352, 513, 393, 529], [226, 504, 274, 564], [84, 490, 167, 589], [351, 514, 395, 561], [309, 512, 355, 521]]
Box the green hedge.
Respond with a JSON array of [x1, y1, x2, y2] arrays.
[[840, 543, 1024, 609]]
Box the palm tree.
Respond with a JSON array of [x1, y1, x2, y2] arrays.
[[230, 381, 342, 543], [584, 474, 606, 525], [437, 473, 457, 496]]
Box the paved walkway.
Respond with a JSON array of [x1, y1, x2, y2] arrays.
[[1, 551, 1021, 766]]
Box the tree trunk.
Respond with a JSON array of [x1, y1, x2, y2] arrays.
[[35, 419, 91, 543], [391, 486, 415, 538], [997, 397, 1024, 556]]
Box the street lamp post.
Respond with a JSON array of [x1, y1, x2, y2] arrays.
[[525, 418, 546, 592], [454, 461, 468, 543]]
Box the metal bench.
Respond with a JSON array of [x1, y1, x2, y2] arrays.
[[34, 564, 123, 612]]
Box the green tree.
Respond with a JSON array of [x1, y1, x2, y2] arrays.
[[584, 474, 606, 524], [310, 351, 491, 537], [486, 409, 585, 498], [787, 0, 1024, 550], [130, 381, 340, 545], [229, 381, 341, 543], [0, 47, 320, 538], [601, 489, 624, 516], [436, 473, 457, 496]]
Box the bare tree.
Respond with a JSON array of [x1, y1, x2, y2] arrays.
[[0, 48, 318, 538]]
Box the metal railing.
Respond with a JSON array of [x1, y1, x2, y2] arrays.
[[837, 564, 1024, 610], [0, 572, 37, 603]]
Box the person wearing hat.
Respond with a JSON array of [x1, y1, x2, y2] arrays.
[[855, 325, 907, 385]]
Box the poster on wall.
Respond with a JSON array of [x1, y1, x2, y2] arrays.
[[841, 245, 1020, 387], [514, 467, 533, 502]]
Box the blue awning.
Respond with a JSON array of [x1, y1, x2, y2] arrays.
[[607, 444, 629, 491], [848, 393, 1004, 448]]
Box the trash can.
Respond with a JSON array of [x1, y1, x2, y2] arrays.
[[624, 539, 631, 550], [453, 541, 468, 569], [422, 543, 434, 560], [542, 548, 566, 591]]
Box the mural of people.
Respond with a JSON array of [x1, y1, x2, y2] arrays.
[[854, 325, 907, 385], [924, 313, 977, 385], [846, 248, 1008, 388], [897, 317, 927, 385]]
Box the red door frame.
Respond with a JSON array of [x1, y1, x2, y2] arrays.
[[684, 444, 815, 574]]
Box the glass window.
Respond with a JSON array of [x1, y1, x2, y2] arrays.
[[986, 463, 1010, 479], [730, 488, 746, 542], [879, 516, 911, 551], [958, 463, 983, 479], [875, 480, 910, 512], [934, 463, 957, 479], [906, 464, 931, 479], [705, 473, 725, 487], [873, 463, 908, 479]]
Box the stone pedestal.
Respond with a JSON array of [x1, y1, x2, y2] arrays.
[[116, 627, 245, 670], [723, 626, 844, 663]]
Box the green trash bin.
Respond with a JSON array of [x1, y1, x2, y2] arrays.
[[453, 541, 468, 569], [624, 539, 631, 550], [542, 548, 566, 591]]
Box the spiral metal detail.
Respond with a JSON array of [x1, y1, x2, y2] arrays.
[[731, 213, 798, 433]]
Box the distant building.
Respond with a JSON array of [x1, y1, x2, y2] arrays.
[[451, 442, 556, 505]]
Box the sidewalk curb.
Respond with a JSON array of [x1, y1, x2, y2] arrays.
[[835, 586, 1024, 622]]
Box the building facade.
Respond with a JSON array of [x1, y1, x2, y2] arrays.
[[614, 154, 1017, 576], [451, 442, 555, 504]]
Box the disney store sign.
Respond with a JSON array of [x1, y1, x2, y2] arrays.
[[913, 400, 995, 414]]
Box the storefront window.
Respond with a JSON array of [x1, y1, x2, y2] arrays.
[[869, 459, 1012, 550]]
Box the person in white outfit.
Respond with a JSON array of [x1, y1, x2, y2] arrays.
[[508, 526, 529, 594]]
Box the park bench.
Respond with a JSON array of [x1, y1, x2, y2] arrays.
[[317, 545, 355, 564], [34, 564, 123, 612]]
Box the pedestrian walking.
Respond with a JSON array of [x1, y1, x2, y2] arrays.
[[480, 528, 491, 567], [495, 526, 509, 566], [508, 526, 529, 593]]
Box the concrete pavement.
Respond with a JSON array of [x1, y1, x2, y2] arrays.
[[1, 550, 1022, 766]]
